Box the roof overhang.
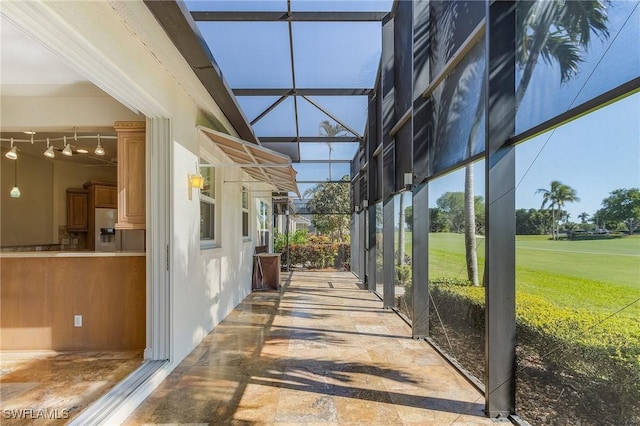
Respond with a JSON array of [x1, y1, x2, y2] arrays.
[[198, 126, 300, 197], [144, 0, 258, 144]]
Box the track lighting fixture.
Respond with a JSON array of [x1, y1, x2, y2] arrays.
[[5, 139, 18, 160], [62, 136, 72, 156], [44, 138, 55, 158], [2, 129, 116, 157], [94, 135, 105, 156]]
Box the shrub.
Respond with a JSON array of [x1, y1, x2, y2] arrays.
[[396, 264, 412, 286], [274, 229, 310, 253], [287, 239, 351, 270], [427, 281, 640, 424], [291, 229, 309, 245]]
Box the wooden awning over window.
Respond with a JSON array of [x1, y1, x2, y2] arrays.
[[198, 126, 300, 197]]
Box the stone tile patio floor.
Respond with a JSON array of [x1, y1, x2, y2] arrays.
[[0, 350, 142, 425], [124, 271, 495, 425]]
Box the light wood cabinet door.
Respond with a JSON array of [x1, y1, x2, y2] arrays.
[[114, 121, 146, 229], [94, 185, 117, 208], [67, 189, 88, 232]]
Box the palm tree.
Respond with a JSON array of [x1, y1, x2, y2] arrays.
[[516, 0, 609, 109], [536, 181, 580, 240], [578, 212, 590, 224], [461, 0, 609, 283], [397, 195, 406, 276], [319, 120, 346, 181]]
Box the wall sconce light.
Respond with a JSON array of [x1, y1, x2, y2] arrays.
[[5, 138, 18, 160], [189, 172, 204, 190], [10, 159, 20, 198], [362, 199, 368, 208], [404, 172, 413, 189], [188, 161, 205, 201], [354, 205, 360, 213]]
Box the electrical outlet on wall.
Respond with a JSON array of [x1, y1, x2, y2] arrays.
[[74, 315, 83, 327]]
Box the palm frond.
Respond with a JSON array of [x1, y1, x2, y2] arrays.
[[319, 120, 346, 138], [541, 33, 583, 82], [561, 0, 610, 47]]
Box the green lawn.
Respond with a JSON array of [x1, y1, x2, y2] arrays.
[[396, 231, 639, 417], [396, 232, 640, 317]]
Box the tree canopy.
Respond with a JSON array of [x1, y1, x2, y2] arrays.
[[536, 180, 579, 240], [598, 188, 640, 234], [404, 206, 413, 232], [304, 175, 351, 242], [435, 192, 485, 234]]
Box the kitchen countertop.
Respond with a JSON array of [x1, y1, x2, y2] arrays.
[[0, 251, 146, 258]]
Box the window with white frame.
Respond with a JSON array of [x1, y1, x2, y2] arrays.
[[241, 186, 250, 239], [200, 160, 217, 247], [258, 200, 270, 248]]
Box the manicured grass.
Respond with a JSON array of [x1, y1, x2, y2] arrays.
[[401, 232, 640, 316], [516, 234, 640, 289]]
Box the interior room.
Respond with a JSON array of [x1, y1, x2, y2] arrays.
[[0, 15, 147, 422]]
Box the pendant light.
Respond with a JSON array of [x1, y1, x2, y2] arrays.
[[44, 137, 55, 158], [10, 159, 20, 198], [62, 136, 73, 156], [94, 134, 105, 156], [5, 138, 18, 160]]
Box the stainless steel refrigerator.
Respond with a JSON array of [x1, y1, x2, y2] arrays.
[[94, 208, 145, 252]]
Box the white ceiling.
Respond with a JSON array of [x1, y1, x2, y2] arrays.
[[1, 16, 88, 86], [0, 16, 132, 166]]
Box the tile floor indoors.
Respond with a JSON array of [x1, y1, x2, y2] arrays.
[[0, 350, 143, 425], [124, 271, 494, 425]]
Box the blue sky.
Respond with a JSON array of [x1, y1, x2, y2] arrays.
[[428, 1, 640, 222], [515, 92, 640, 221], [429, 92, 640, 221], [186, 0, 394, 13], [188, 0, 639, 211]]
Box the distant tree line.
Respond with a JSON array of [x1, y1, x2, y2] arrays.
[[516, 208, 562, 235], [517, 187, 640, 236], [402, 187, 639, 237]]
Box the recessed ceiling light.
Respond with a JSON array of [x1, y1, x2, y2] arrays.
[[76, 148, 89, 154], [23, 130, 36, 135]]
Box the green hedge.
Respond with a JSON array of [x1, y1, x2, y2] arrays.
[[428, 280, 640, 423], [286, 236, 350, 269]]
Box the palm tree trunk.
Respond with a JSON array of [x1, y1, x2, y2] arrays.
[[516, 24, 552, 109], [463, 71, 485, 287], [551, 205, 556, 240], [398, 193, 405, 268], [464, 164, 479, 286]]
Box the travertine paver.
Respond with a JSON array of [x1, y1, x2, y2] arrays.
[[124, 271, 493, 425]]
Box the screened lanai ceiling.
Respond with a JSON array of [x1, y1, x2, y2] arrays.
[[145, 0, 393, 198]]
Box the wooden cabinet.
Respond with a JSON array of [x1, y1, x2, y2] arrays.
[[83, 181, 117, 208], [114, 121, 146, 230], [1, 255, 146, 350], [94, 184, 117, 208], [66, 189, 88, 232]]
